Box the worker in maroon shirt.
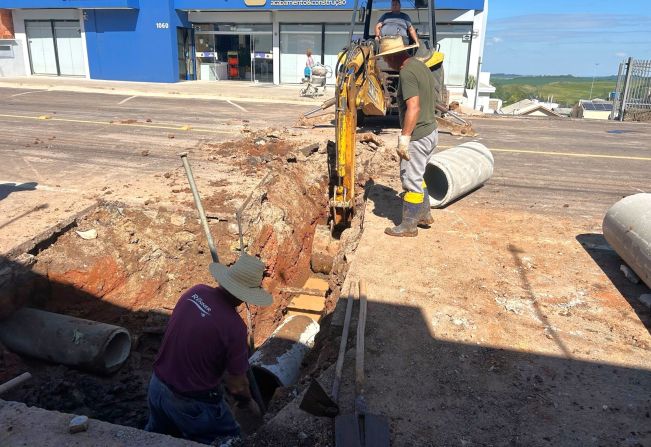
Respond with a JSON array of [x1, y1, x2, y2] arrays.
[[145, 254, 272, 445]]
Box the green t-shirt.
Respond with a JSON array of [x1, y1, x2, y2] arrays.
[[397, 58, 437, 141]]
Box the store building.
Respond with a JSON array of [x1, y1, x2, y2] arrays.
[[0, 0, 487, 92]]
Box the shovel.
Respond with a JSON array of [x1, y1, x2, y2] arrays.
[[334, 279, 390, 447], [300, 281, 356, 417]]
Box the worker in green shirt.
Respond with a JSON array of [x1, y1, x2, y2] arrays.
[[376, 35, 438, 237]]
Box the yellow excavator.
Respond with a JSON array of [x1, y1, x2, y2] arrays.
[[324, 0, 475, 231]]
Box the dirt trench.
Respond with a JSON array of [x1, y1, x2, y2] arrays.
[[0, 128, 386, 442]]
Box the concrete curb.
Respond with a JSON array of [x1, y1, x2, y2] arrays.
[[0, 81, 324, 106]]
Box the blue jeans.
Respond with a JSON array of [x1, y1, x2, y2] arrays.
[[145, 373, 240, 445]]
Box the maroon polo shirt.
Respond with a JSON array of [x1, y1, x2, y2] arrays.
[[154, 284, 249, 394]]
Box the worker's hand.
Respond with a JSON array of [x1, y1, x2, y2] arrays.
[[396, 135, 411, 161], [232, 397, 263, 432]]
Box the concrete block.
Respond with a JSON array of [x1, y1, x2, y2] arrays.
[[69, 415, 89, 434]]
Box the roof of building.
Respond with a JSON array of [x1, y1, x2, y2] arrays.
[[579, 100, 613, 112], [500, 99, 562, 117]]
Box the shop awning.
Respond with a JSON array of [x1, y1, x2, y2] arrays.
[[175, 0, 483, 11], [1, 0, 139, 8]]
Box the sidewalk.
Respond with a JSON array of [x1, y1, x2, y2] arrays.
[[0, 76, 325, 106]]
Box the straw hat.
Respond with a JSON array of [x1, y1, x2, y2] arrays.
[[209, 253, 272, 306], [374, 35, 418, 58]]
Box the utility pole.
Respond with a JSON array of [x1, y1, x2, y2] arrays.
[[589, 62, 599, 100]]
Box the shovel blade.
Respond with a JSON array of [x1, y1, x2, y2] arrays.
[[364, 413, 390, 447], [299, 379, 339, 417], [335, 414, 362, 447]]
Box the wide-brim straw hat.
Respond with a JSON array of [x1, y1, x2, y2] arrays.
[[374, 35, 418, 58], [210, 253, 273, 306]]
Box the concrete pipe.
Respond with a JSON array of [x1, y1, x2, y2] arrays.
[[423, 141, 494, 208], [249, 315, 319, 403], [0, 308, 131, 374], [603, 193, 651, 288]]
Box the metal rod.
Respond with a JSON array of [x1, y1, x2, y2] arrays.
[[179, 152, 219, 264], [355, 279, 368, 414], [348, 0, 360, 44], [236, 170, 272, 252], [619, 57, 633, 122], [0, 372, 32, 394], [473, 56, 482, 111], [331, 281, 356, 402]]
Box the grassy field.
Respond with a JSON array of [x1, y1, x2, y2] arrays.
[[492, 75, 617, 107]]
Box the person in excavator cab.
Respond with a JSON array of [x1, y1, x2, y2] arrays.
[[376, 35, 437, 237], [374, 0, 419, 46]]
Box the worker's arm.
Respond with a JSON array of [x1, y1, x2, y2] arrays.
[[408, 25, 419, 46], [396, 95, 420, 161], [224, 372, 261, 416], [402, 95, 420, 137], [374, 21, 383, 39]]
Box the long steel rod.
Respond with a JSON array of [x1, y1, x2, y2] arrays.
[[355, 279, 368, 414], [619, 57, 633, 122], [179, 152, 219, 263], [331, 280, 356, 402]]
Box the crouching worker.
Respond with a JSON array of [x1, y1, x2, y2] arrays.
[[145, 253, 273, 445]]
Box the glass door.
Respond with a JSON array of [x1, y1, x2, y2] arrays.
[[26, 21, 58, 75], [53, 21, 84, 76], [177, 27, 196, 80], [26, 20, 84, 77], [251, 33, 273, 83]]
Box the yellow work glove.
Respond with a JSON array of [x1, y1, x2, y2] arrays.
[[397, 135, 411, 161]]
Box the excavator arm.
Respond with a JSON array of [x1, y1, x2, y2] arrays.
[[329, 41, 386, 230]]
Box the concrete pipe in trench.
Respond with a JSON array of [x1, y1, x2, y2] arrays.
[[423, 141, 494, 208], [249, 315, 319, 403], [0, 308, 131, 374], [603, 193, 651, 288]]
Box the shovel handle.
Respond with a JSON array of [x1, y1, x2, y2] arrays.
[[179, 152, 219, 264], [356, 280, 367, 399], [331, 280, 356, 402]]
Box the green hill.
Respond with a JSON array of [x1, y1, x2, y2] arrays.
[[491, 75, 617, 107]]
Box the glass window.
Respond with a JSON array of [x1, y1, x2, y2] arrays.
[[280, 24, 322, 84], [194, 24, 272, 82], [323, 24, 363, 85], [436, 24, 472, 86]]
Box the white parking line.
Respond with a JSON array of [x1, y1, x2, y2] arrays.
[[118, 95, 138, 105], [10, 90, 44, 98], [227, 100, 248, 113]]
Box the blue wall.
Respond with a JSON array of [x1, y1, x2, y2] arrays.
[[83, 0, 188, 82], [1, 0, 139, 7]]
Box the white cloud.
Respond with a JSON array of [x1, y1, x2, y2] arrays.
[[615, 52, 627, 58], [492, 37, 503, 43]]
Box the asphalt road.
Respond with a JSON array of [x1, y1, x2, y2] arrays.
[[1, 86, 649, 253], [441, 115, 651, 219], [0, 88, 313, 254]]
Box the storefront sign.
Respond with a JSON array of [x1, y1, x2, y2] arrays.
[[176, 0, 355, 10], [175, 0, 483, 10], [196, 51, 219, 58]]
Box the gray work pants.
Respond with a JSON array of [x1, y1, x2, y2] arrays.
[[399, 129, 438, 195]]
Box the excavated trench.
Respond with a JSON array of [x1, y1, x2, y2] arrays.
[[0, 132, 379, 438]]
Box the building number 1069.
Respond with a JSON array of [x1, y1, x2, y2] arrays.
[[156, 22, 169, 29]]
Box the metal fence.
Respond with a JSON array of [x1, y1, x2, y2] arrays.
[[614, 58, 651, 121]]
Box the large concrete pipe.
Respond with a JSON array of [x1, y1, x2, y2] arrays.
[[0, 308, 131, 374], [603, 193, 651, 288], [423, 141, 494, 208], [249, 315, 319, 403]]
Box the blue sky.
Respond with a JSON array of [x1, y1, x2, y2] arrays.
[[483, 0, 651, 76]]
